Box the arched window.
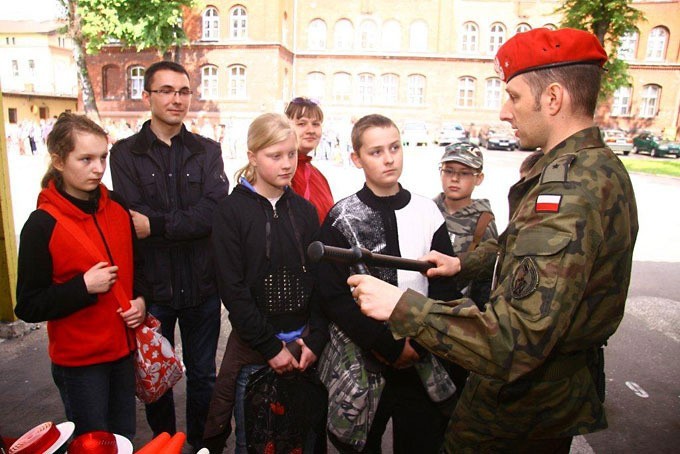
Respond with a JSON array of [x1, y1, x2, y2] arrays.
[[640, 84, 660, 118], [380, 73, 399, 104], [230, 6, 247, 39], [461, 22, 478, 53], [359, 20, 378, 49], [485, 78, 502, 109], [611, 86, 632, 116], [334, 19, 354, 50], [409, 20, 427, 52], [102, 64, 121, 100], [382, 20, 401, 51], [129, 65, 145, 99], [646, 27, 668, 61], [489, 23, 506, 54], [407, 74, 425, 105], [333, 72, 352, 103], [618, 32, 638, 60], [358, 73, 375, 104], [516, 23, 531, 34], [306, 72, 325, 101], [457, 77, 475, 108], [202, 7, 220, 41], [228, 65, 246, 99], [308, 19, 327, 50], [201, 65, 218, 100]]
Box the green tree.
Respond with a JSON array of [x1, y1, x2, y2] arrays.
[[559, 0, 645, 100], [58, 0, 196, 121]]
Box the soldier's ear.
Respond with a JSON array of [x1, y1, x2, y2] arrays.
[[545, 82, 564, 116]]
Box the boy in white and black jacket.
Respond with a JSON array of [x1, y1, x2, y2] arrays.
[[316, 114, 463, 454]]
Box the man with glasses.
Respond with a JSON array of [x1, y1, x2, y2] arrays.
[[434, 145, 498, 309], [110, 61, 229, 453]]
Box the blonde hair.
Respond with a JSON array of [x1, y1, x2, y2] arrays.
[[234, 113, 297, 184], [42, 113, 108, 188]]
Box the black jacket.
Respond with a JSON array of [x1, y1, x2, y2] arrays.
[[212, 183, 328, 361], [110, 121, 229, 307]]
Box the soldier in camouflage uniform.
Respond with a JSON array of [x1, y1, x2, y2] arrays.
[[434, 145, 498, 308], [349, 28, 639, 453]]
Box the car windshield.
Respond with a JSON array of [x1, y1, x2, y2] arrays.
[[606, 130, 626, 138]]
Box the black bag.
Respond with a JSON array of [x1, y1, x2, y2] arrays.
[[244, 367, 327, 454]]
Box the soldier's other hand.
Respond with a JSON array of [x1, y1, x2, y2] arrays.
[[420, 251, 461, 278], [130, 210, 151, 239], [348, 274, 403, 321]]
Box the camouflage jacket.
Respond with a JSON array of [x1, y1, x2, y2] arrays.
[[389, 127, 639, 446], [434, 196, 498, 307]]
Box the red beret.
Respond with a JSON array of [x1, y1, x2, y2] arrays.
[[494, 28, 607, 82]]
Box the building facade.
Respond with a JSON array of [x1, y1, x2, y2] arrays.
[[1, 20, 78, 124], [80, 0, 679, 140]]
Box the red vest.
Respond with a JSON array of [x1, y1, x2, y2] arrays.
[[38, 182, 135, 366]]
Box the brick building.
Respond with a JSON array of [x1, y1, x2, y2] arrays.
[[84, 0, 680, 140]]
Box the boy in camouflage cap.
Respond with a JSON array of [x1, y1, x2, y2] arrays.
[[434, 145, 497, 308], [349, 27, 638, 453]]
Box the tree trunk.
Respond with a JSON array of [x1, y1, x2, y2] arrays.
[[67, 0, 101, 123]]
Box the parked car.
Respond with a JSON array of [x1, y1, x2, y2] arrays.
[[632, 132, 680, 158], [601, 129, 633, 156], [479, 128, 518, 151], [401, 121, 430, 147], [435, 122, 467, 146]]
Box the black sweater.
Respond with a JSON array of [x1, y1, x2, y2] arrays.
[[212, 183, 328, 361]]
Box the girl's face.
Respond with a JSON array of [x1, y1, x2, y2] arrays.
[[53, 131, 109, 200], [248, 133, 298, 198], [292, 115, 322, 156]]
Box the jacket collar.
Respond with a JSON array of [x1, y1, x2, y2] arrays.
[[38, 181, 108, 220], [357, 183, 410, 211], [132, 120, 205, 156]]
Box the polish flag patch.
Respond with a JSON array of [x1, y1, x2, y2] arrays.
[[536, 194, 561, 212]]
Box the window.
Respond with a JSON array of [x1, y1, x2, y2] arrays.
[[129, 66, 145, 99], [407, 74, 425, 105], [308, 19, 327, 50], [358, 73, 375, 104], [484, 78, 502, 109], [8, 108, 17, 124], [306, 72, 325, 101], [11, 60, 19, 77], [618, 32, 638, 60], [102, 65, 122, 99], [646, 27, 668, 61], [201, 65, 219, 100], [359, 20, 378, 50], [333, 72, 352, 104], [409, 20, 427, 52], [202, 7, 220, 41], [461, 22, 478, 53], [28, 59, 35, 78], [611, 86, 632, 116], [489, 23, 506, 54], [228, 65, 246, 98], [58, 36, 65, 47], [230, 6, 247, 39], [382, 20, 401, 51], [334, 19, 354, 50], [457, 77, 476, 108], [6, 37, 16, 45], [516, 23, 531, 34], [639, 84, 660, 118], [379, 73, 399, 104]]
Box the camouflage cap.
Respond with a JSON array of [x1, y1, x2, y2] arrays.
[[440, 144, 484, 169]]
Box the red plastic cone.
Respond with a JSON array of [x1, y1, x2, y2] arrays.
[[162, 432, 186, 454], [134, 432, 171, 454]]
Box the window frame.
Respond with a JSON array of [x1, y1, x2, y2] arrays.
[[128, 65, 145, 100], [202, 7, 220, 41]]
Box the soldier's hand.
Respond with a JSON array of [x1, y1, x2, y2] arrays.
[[348, 274, 403, 321], [84, 262, 119, 294], [420, 251, 461, 278]]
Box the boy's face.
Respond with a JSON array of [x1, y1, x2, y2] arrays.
[[439, 161, 483, 203], [351, 125, 403, 197]]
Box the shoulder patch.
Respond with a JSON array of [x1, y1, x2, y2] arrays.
[[511, 257, 539, 299], [540, 154, 576, 184]]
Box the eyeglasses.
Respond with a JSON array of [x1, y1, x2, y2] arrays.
[[289, 97, 320, 106], [148, 88, 193, 98], [439, 168, 480, 179]]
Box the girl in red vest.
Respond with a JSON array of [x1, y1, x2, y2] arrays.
[[15, 113, 146, 442]]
